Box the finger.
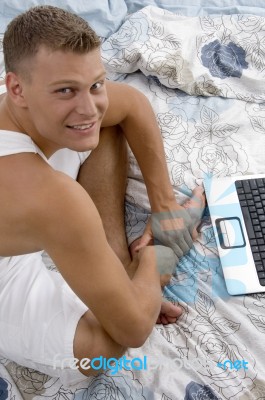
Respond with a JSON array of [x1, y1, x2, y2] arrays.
[[160, 301, 182, 317], [183, 229, 193, 249], [166, 316, 178, 323], [170, 242, 184, 259], [191, 228, 199, 241], [129, 237, 142, 256], [176, 236, 190, 255], [190, 186, 205, 207], [183, 186, 205, 220], [134, 233, 153, 252], [160, 314, 169, 325]]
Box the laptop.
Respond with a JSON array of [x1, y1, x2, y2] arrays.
[[204, 174, 265, 295]]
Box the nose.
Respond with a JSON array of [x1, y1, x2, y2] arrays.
[[75, 91, 97, 117]]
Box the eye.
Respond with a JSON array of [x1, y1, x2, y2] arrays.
[[58, 88, 73, 94], [91, 80, 105, 91]]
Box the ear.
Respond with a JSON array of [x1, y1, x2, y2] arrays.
[[5, 72, 28, 108]]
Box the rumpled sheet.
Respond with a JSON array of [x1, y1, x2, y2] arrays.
[[1, 6, 265, 400]]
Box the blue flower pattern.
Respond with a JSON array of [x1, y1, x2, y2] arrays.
[[185, 381, 219, 400], [0, 378, 8, 400], [201, 40, 248, 79]]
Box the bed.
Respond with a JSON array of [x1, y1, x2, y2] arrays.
[[1, 0, 265, 399]]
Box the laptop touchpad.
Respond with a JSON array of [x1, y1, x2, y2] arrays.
[[216, 217, 246, 249]]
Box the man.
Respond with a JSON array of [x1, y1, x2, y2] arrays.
[[0, 6, 204, 385]]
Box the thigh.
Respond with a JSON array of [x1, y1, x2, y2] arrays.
[[77, 126, 131, 266]]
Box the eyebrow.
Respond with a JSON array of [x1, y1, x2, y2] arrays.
[[50, 72, 107, 87]]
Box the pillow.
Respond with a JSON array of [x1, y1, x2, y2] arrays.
[[0, 0, 128, 38], [125, 0, 265, 17]]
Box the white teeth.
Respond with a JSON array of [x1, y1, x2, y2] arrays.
[[70, 124, 93, 130]]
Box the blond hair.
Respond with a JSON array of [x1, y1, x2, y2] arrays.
[[3, 5, 101, 77]]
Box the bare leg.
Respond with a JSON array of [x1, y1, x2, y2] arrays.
[[77, 126, 131, 269]]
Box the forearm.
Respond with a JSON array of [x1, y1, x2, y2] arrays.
[[120, 90, 175, 211]]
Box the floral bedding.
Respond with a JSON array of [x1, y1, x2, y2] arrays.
[[1, 5, 265, 400]]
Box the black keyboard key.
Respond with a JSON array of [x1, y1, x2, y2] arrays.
[[250, 239, 258, 246], [254, 196, 261, 202], [256, 202, 263, 209], [259, 279, 265, 286], [253, 219, 260, 225], [254, 226, 261, 232], [255, 232, 263, 239], [243, 180, 251, 193], [250, 179, 258, 189], [238, 194, 246, 201], [261, 252, 265, 259], [251, 212, 258, 218], [248, 200, 255, 207], [261, 222, 265, 228], [257, 209, 264, 215], [254, 253, 262, 261], [241, 206, 256, 239], [256, 263, 264, 272], [258, 272, 265, 279], [257, 178, 264, 187], [235, 180, 243, 188], [261, 194, 265, 200], [249, 206, 257, 213], [251, 245, 259, 252], [259, 245, 265, 252], [260, 187, 265, 194], [237, 188, 245, 195], [253, 190, 260, 196]]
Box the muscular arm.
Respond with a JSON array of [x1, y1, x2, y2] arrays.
[[102, 81, 205, 257], [28, 163, 162, 347], [102, 80, 176, 212]]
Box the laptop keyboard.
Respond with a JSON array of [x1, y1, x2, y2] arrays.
[[235, 178, 265, 286]]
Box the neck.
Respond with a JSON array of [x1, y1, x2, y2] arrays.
[[0, 96, 26, 134], [0, 96, 58, 158]]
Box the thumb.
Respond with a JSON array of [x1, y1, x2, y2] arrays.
[[191, 226, 199, 241], [183, 186, 205, 239], [134, 230, 153, 252]]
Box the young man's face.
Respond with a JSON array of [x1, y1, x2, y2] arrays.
[[21, 46, 109, 156]]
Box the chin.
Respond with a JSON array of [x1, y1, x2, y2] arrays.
[[74, 137, 100, 152]]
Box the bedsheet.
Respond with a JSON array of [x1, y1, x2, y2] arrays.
[[1, 3, 265, 400]]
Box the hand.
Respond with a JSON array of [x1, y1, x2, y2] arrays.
[[154, 244, 178, 279], [136, 244, 178, 287], [133, 186, 205, 258]]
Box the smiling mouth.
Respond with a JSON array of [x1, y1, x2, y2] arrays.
[[67, 123, 95, 130]]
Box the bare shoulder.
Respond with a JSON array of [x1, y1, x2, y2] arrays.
[[102, 80, 145, 127], [0, 152, 104, 256]]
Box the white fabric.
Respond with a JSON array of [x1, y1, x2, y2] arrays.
[[0, 130, 41, 157], [0, 252, 88, 386]]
